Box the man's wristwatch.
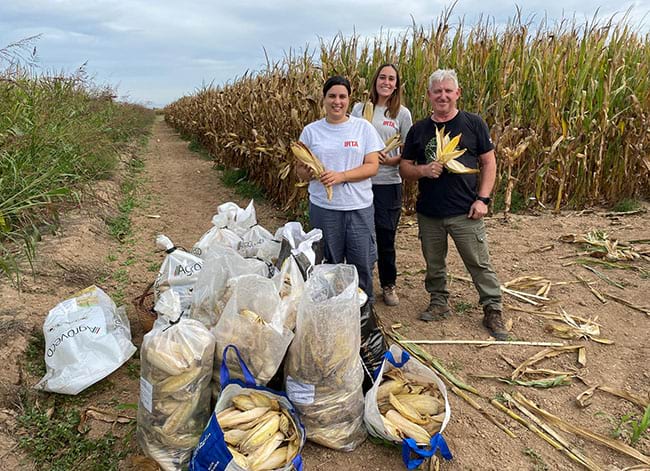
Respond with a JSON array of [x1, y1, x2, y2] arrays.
[[476, 195, 491, 205]]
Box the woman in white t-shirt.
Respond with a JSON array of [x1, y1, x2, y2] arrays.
[[351, 64, 412, 307], [295, 75, 384, 302]]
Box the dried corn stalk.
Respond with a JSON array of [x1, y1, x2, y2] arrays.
[[290, 141, 332, 200], [560, 230, 641, 261]]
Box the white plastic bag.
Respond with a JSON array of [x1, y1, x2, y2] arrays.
[[189, 245, 269, 328], [212, 274, 294, 388], [285, 264, 366, 451], [154, 235, 203, 315], [34, 285, 136, 395], [137, 291, 216, 471], [364, 344, 452, 467]]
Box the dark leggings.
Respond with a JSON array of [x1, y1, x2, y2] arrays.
[[372, 184, 402, 287]]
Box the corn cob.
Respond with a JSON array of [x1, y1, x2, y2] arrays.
[[385, 409, 431, 445], [161, 399, 195, 435], [389, 392, 428, 425], [290, 141, 332, 200], [395, 393, 443, 416], [227, 446, 249, 468], [239, 413, 281, 454], [223, 428, 248, 446], [247, 431, 285, 470], [158, 367, 202, 395], [382, 133, 402, 154], [217, 406, 270, 428], [362, 101, 374, 122], [231, 394, 257, 411], [434, 126, 479, 174], [255, 447, 289, 471]]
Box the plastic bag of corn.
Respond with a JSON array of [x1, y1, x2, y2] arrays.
[[285, 264, 366, 451], [190, 345, 306, 471], [190, 245, 269, 329], [154, 234, 203, 316], [213, 274, 294, 393], [364, 344, 452, 468], [137, 291, 216, 471]]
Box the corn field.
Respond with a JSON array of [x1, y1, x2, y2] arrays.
[[165, 10, 650, 215]]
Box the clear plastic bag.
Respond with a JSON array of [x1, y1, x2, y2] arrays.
[[137, 291, 216, 471], [189, 245, 269, 329], [34, 285, 136, 395], [154, 235, 203, 315], [212, 274, 294, 389], [285, 264, 366, 451]]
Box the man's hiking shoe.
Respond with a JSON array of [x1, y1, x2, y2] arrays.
[[482, 306, 508, 340], [418, 303, 451, 322], [382, 285, 399, 306]]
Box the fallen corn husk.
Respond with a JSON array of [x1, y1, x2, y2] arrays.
[[290, 141, 332, 200], [543, 308, 613, 344], [560, 230, 641, 261], [511, 345, 583, 380], [472, 374, 572, 389], [433, 126, 479, 174], [577, 384, 650, 411]]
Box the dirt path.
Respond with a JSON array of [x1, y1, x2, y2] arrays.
[[1, 117, 648, 470]]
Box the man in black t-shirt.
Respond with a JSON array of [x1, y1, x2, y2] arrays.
[[400, 69, 507, 340]]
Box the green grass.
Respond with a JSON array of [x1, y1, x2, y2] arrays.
[[220, 167, 265, 199], [611, 198, 643, 213], [17, 393, 129, 470], [24, 330, 46, 377], [452, 300, 474, 314], [523, 448, 548, 471]]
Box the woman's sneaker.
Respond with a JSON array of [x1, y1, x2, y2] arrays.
[[382, 285, 399, 306]]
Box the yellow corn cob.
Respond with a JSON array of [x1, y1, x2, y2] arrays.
[[161, 399, 195, 435], [395, 393, 443, 416], [239, 413, 281, 454], [223, 428, 248, 446], [248, 391, 280, 411], [158, 367, 202, 395], [217, 406, 270, 429], [362, 101, 374, 122], [286, 437, 300, 463], [389, 392, 428, 425], [240, 309, 266, 325], [237, 410, 278, 431], [385, 409, 431, 445], [253, 447, 288, 471], [216, 406, 238, 423], [377, 378, 406, 402], [290, 141, 332, 200], [232, 393, 257, 411], [382, 133, 402, 154], [227, 446, 249, 468], [247, 431, 285, 470], [381, 415, 401, 440], [146, 348, 188, 376], [434, 126, 479, 174], [279, 412, 290, 436]]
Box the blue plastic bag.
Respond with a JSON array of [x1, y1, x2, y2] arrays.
[[190, 345, 305, 471]]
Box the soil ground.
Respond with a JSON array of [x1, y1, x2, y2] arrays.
[[1, 117, 649, 470]]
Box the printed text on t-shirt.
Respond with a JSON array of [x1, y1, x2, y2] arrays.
[[344, 140, 359, 147]]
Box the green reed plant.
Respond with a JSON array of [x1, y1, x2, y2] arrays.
[[0, 54, 154, 282]]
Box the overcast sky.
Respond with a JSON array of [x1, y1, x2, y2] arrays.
[[1, 1, 648, 107]]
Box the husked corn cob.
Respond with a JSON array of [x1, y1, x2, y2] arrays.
[[290, 141, 332, 200]]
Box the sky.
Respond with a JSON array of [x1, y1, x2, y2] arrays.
[[1, 1, 649, 107]]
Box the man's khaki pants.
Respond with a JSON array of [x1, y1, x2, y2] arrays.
[[417, 213, 502, 310]]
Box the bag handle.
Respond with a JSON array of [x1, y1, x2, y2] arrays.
[[220, 344, 257, 387], [373, 349, 410, 380], [401, 433, 452, 469]]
